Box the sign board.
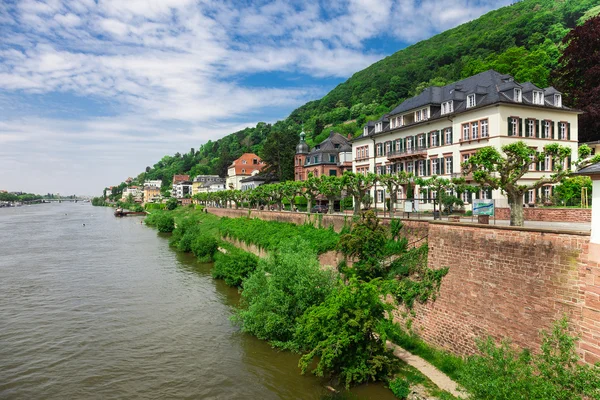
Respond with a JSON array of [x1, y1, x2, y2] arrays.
[[473, 199, 494, 216], [404, 201, 413, 213]]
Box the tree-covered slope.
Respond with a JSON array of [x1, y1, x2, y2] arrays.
[[129, 0, 599, 193]]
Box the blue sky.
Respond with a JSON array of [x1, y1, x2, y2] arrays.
[[0, 0, 512, 195]]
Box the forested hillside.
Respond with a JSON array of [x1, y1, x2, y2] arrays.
[[131, 0, 599, 192]]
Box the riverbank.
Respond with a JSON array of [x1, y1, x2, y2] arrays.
[[141, 206, 600, 400]]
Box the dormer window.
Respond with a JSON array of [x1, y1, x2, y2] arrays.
[[375, 122, 383, 133], [467, 94, 476, 108], [441, 101, 453, 115], [533, 91, 544, 105], [242, 160, 247, 164], [363, 126, 368, 136], [415, 110, 422, 122], [514, 88, 522, 102], [554, 94, 562, 107]]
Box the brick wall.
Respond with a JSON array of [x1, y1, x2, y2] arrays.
[[495, 207, 591, 222], [400, 221, 600, 364]]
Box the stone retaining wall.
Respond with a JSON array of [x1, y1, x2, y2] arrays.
[[495, 207, 591, 222]]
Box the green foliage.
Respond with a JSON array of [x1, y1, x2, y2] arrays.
[[91, 197, 108, 206], [553, 175, 592, 206], [145, 203, 166, 210], [145, 212, 175, 233], [191, 235, 218, 261], [235, 241, 335, 345], [166, 198, 178, 210], [388, 377, 411, 399], [212, 249, 258, 287], [460, 316, 600, 400], [294, 278, 401, 388], [219, 217, 339, 254]]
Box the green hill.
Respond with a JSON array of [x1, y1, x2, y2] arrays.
[[127, 0, 600, 195]]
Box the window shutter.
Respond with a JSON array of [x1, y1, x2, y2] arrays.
[[487, 188, 492, 198], [567, 156, 572, 170], [536, 120, 540, 138], [524, 191, 529, 204], [426, 160, 430, 176], [439, 130, 444, 146], [508, 117, 512, 136], [439, 157, 444, 175], [468, 192, 473, 203], [425, 134, 429, 148], [567, 123, 571, 140], [450, 156, 453, 174], [536, 188, 541, 202], [519, 118, 523, 137]]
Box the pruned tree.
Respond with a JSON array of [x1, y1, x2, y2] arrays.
[[462, 141, 573, 226], [416, 176, 475, 217], [378, 171, 413, 218], [342, 171, 377, 215], [282, 181, 303, 212], [318, 175, 343, 215], [302, 174, 321, 214]]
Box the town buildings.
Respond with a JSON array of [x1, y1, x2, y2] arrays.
[[144, 180, 162, 188], [295, 130, 353, 181], [192, 175, 226, 195], [226, 153, 265, 190], [240, 174, 278, 191], [143, 185, 161, 203], [172, 174, 192, 198], [353, 70, 579, 209], [122, 186, 142, 202]]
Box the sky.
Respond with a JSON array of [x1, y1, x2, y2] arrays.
[[0, 0, 513, 196]]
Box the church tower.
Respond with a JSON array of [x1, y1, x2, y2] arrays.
[[295, 130, 309, 181]]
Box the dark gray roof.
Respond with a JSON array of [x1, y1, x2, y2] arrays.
[[240, 174, 278, 183], [360, 70, 574, 141], [574, 162, 600, 176], [305, 131, 352, 167]]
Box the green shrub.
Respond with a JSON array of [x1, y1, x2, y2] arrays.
[[157, 214, 175, 233], [191, 235, 218, 261], [235, 240, 334, 345], [145, 203, 165, 211], [166, 197, 178, 210], [294, 278, 400, 388], [459, 316, 600, 400], [389, 377, 410, 399], [212, 250, 259, 287]]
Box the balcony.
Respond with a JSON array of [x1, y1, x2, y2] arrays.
[[451, 172, 474, 181], [386, 146, 428, 160]]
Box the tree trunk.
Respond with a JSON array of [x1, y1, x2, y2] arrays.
[[389, 194, 395, 218], [307, 198, 312, 214], [328, 198, 334, 214], [508, 192, 524, 227], [353, 195, 361, 215]]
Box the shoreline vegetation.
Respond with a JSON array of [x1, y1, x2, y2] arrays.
[[137, 205, 600, 399]]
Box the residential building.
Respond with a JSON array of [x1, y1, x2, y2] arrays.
[[143, 185, 161, 203], [240, 174, 278, 191], [122, 186, 142, 201], [354, 70, 579, 209], [171, 175, 192, 198], [144, 180, 162, 188], [226, 153, 265, 190], [295, 130, 353, 181], [581, 140, 600, 156], [192, 175, 225, 195]]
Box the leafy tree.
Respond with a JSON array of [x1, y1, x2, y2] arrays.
[[341, 172, 377, 215], [294, 278, 400, 388], [553, 175, 593, 206], [462, 141, 573, 226], [378, 172, 413, 218], [260, 122, 298, 182], [302, 174, 321, 213], [318, 175, 343, 214], [553, 15, 600, 143], [166, 197, 178, 210]]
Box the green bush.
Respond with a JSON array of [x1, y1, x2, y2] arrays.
[[459, 316, 600, 400], [191, 235, 218, 261], [156, 214, 175, 233], [166, 198, 178, 210], [294, 278, 400, 388], [389, 377, 410, 399], [212, 249, 259, 287], [235, 240, 334, 345], [145, 203, 165, 210]]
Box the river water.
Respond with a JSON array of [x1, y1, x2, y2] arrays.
[[0, 203, 394, 400]]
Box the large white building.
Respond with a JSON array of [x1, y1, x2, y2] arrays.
[[353, 70, 579, 209]]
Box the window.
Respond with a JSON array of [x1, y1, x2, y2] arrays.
[[533, 90, 543, 105], [463, 124, 470, 140], [481, 189, 492, 200], [445, 128, 452, 144], [418, 135, 425, 148], [529, 155, 535, 171], [462, 154, 470, 164], [253, 159, 258, 164], [528, 119, 535, 137], [467, 94, 476, 108], [441, 101, 453, 115], [241, 169, 246, 173], [329, 169, 337, 176], [376, 166, 382, 175], [329, 154, 336, 163], [527, 189, 535, 204], [377, 190, 384, 203], [431, 132, 438, 147], [313, 156, 318, 163], [407, 137, 412, 150], [375, 122, 382, 133], [560, 122, 567, 140], [415, 110, 422, 122], [363, 126, 368, 136], [445, 157, 453, 174], [242, 160, 247, 164], [418, 160, 425, 176], [397, 162, 404, 172], [544, 155, 551, 171], [406, 162, 414, 174], [422, 108, 428, 120], [395, 139, 401, 153], [385, 142, 391, 155], [514, 88, 522, 102], [386, 165, 392, 174], [544, 121, 551, 139], [511, 117, 518, 136], [481, 120, 488, 137], [472, 121, 479, 139], [543, 186, 551, 200], [554, 94, 562, 107], [432, 159, 439, 175]]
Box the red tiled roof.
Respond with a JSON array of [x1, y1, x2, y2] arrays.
[[173, 174, 190, 183], [228, 153, 265, 176]]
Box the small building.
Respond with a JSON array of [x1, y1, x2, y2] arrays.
[[295, 130, 353, 181], [240, 174, 278, 191], [180, 198, 193, 206], [144, 180, 162, 188], [122, 186, 142, 201], [192, 175, 225, 195], [143, 185, 161, 203], [226, 153, 265, 190], [172, 175, 192, 198]]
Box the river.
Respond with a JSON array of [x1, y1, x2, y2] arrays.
[[0, 203, 395, 399]]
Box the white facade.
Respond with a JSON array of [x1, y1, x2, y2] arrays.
[[122, 187, 142, 200], [144, 180, 162, 188], [195, 182, 227, 194], [172, 182, 193, 198], [354, 104, 579, 210]]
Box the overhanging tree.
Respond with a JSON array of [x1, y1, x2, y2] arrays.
[[378, 172, 413, 218], [462, 141, 572, 226], [342, 171, 377, 215]]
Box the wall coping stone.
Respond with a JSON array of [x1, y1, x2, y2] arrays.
[[429, 220, 591, 236]]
